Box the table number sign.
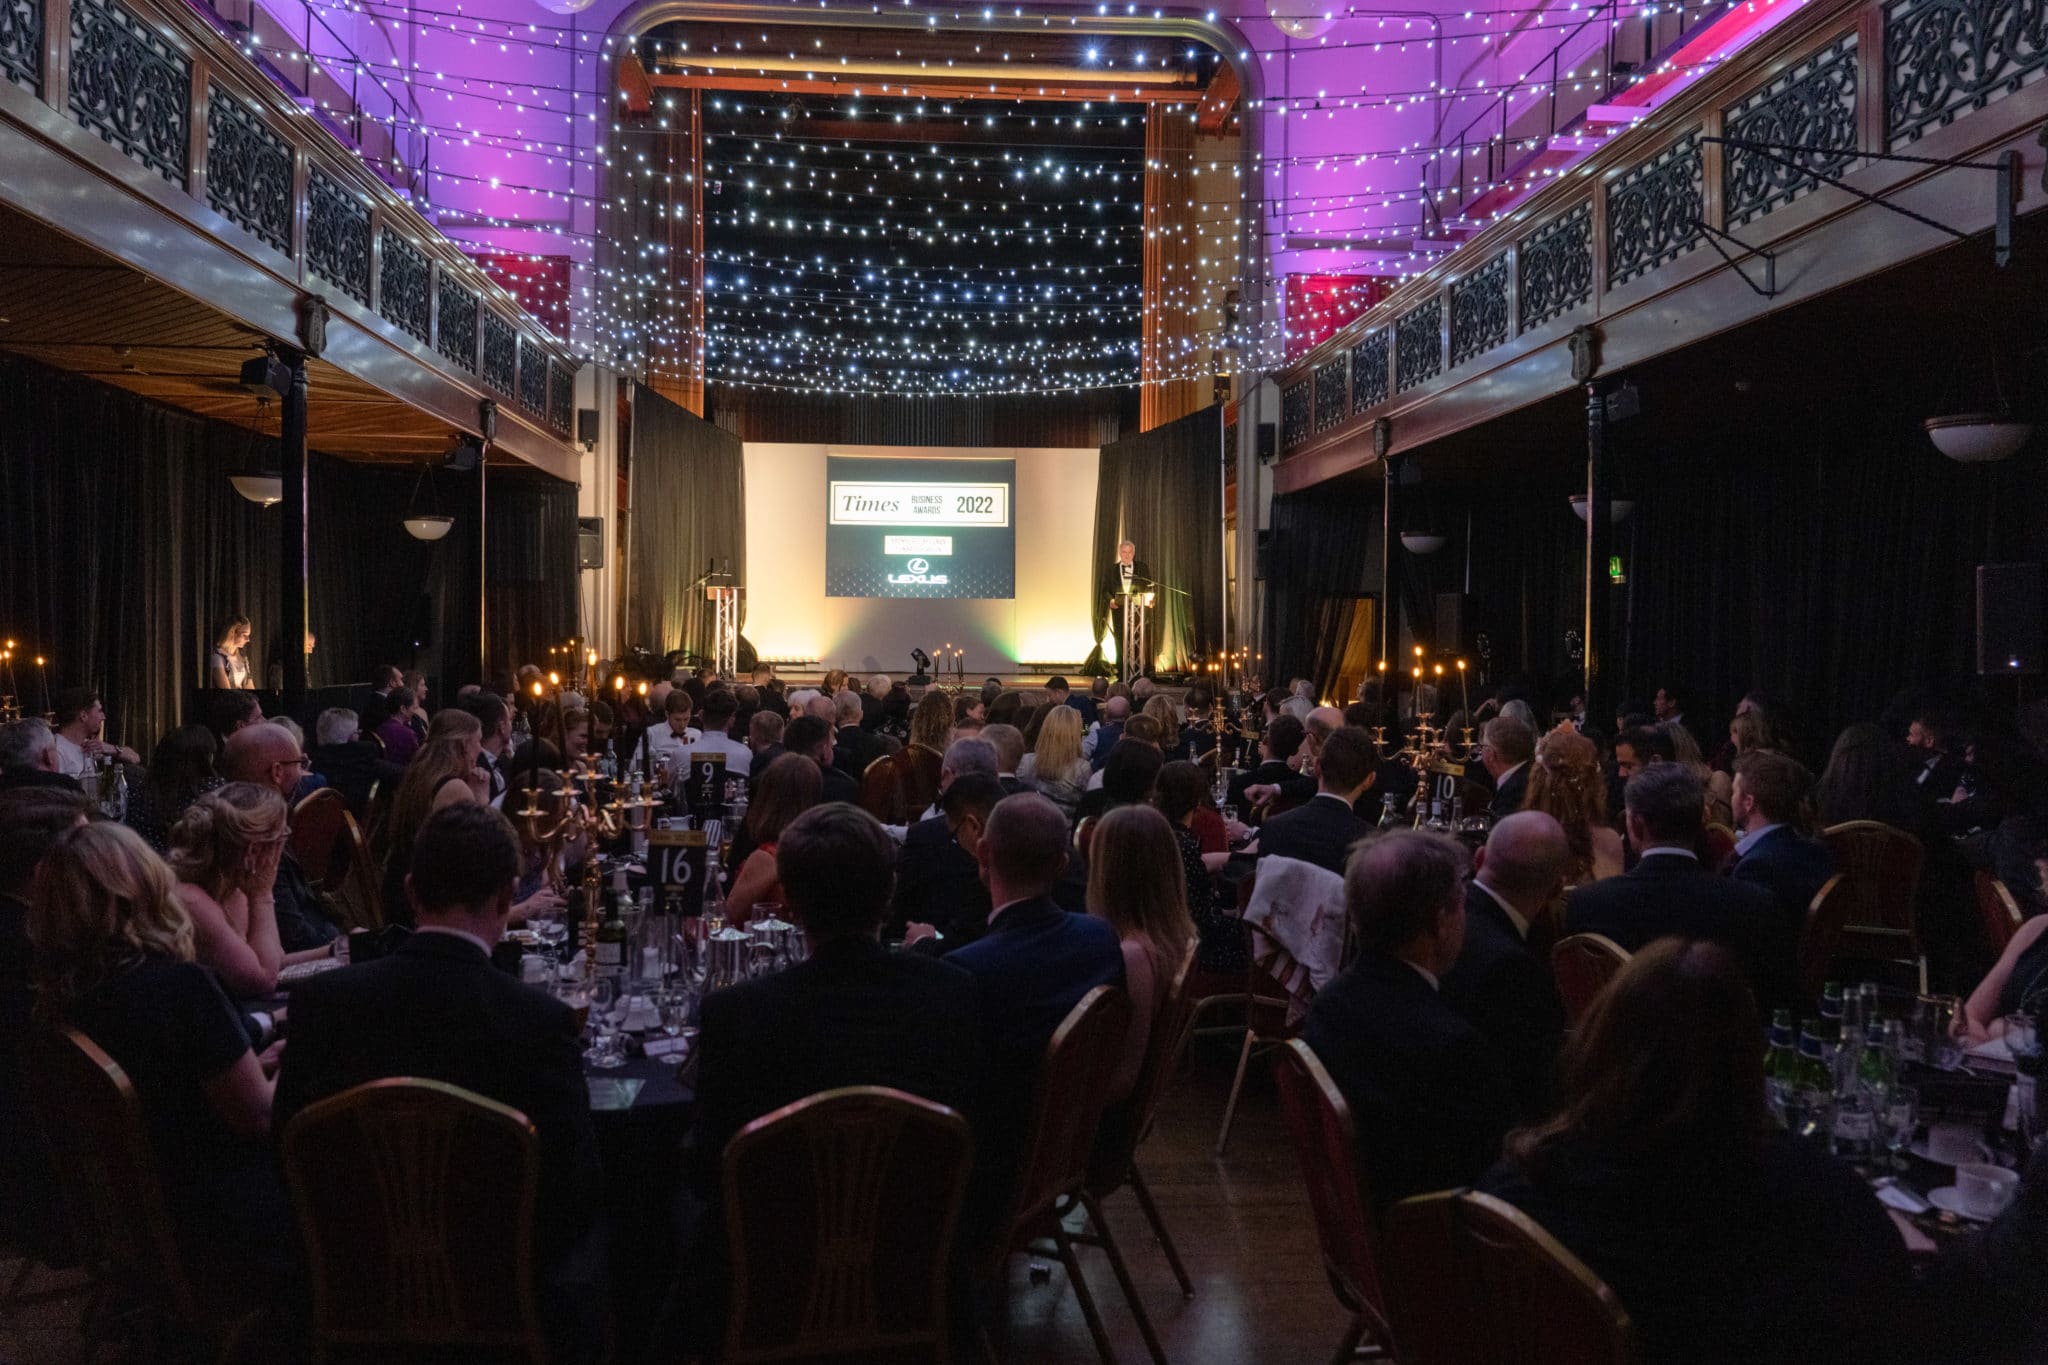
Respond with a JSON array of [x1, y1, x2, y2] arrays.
[[679, 749, 727, 814], [648, 827, 708, 902]]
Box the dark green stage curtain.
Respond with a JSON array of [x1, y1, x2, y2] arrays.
[[1090, 405, 1225, 672], [628, 384, 745, 660], [1266, 479, 1380, 700]]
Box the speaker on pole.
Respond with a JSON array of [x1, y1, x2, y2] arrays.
[[1434, 592, 1471, 654], [577, 516, 605, 571], [1977, 563, 2042, 675]]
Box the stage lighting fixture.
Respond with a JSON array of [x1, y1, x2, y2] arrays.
[[238, 353, 290, 397]]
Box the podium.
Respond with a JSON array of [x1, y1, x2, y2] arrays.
[[706, 583, 743, 679], [1112, 591, 1154, 684]]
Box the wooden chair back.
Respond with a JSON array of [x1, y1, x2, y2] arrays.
[[1272, 1039, 1392, 1345], [1820, 820, 1927, 959], [281, 1078, 547, 1365], [292, 787, 349, 883], [1525, 894, 1568, 962], [1384, 1190, 1633, 1365], [987, 984, 1130, 1271], [293, 788, 382, 930], [1798, 873, 1849, 1002], [23, 1028, 207, 1330], [722, 1087, 973, 1365], [1550, 933, 1631, 1025], [1097, 940, 1200, 1181], [1973, 871, 2024, 957]]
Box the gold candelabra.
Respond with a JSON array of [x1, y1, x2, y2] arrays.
[[512, 763, 660, 981]]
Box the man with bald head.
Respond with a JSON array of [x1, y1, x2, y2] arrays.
[[946, 792, 1123, 1253], [222, 721, 339, 953], [1441, 810, 1570, 1120], [1086, 693, 1131, 769]]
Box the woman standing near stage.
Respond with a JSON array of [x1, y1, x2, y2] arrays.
[[207, 615, 254, 691]]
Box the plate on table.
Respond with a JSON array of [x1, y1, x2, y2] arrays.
[[278, 956, 344, 984], [1909, 1137, 1990, 1167], [1926, 1187, 2000, 1223]]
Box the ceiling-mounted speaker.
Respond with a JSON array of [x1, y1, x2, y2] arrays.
[[1256, 422, 1277, 463], [577, 516, 605, 571], [577, 407, 599, 448], [444, 436, 483, 473]]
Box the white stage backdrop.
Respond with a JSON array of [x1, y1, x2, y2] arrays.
[[742, 443, 1101, 675]]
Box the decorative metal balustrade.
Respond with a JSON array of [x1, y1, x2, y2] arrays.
[[0, 0, 578, 444], [1313, 357, 1347, 433], [1272, 0, 2047, 465]]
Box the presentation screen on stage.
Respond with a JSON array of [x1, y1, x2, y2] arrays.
[[825, 455, 1016, 599]]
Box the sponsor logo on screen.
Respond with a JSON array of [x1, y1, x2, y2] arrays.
[[884, 535, 954, 555], [888, 556, 950, 586]]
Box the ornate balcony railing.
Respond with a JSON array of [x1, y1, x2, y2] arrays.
[[0, 0, 579, 445]]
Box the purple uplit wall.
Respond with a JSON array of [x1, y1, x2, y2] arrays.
[[211, 0, 1771, 363]]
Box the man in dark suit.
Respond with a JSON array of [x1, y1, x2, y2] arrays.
[[310, 706, 405, 816], [1728, 750, 1834, 942], [1566, 763, 1792, 1008], [784, 715, 861, 805], [1087, 696, 1130, 772], [1302, 829, 1514, 1208], [896, 773, 1004, 951], [832, 690, 889, 778], [274, 803, 605, 1363], [1226, 713, 1306, 814], [682, 803, 984, 1348], [1442, 811, 1570, 1121], [0, 719, 79, 793], [1046, 676, 1098, 728], [946, 793, 1124, 1251], [1480, 712, 1535, 822], [1252, 726, 1378, 876]]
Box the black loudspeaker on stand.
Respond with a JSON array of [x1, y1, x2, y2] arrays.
[[1977, 563, 2042, 676], [577, 516, 605, 570]]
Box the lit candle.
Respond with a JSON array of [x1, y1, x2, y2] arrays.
[[1456, 659, 1469, 725], [35, 655, 48, 715]]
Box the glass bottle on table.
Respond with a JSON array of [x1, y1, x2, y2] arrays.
[[1792, 1027, 1834, 1143], [594, 891, 628, 984], [1764, 1009, 1799, 1126]]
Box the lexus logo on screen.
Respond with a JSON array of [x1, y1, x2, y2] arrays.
[[888, 555, 948, 586]]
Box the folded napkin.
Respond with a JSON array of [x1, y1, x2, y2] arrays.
[[1243, 855, 1348, 1022]]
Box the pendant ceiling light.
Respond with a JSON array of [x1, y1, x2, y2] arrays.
[[402, 461, 454, 540], [1569, 496, 1636, 523], [1400, 532, 1447, 554], [1926, 337, 2033, 463]]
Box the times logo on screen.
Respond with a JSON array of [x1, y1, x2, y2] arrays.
[[825, 455, 1015, 600]]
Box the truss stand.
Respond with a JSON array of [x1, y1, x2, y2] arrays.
[[1115, 591, 1153, 685], [706, 576, 742, 681]]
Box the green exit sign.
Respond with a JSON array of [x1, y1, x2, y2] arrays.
[[1608, 555, 1626, 584]]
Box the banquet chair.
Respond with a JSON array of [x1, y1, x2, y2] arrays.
[[282, 1078, 549, 1365], [1973, 871, 2024, 957], [1077, 940, 1201, 1302], [24, 1027, 266, 1364], [292, 789, 383, 931], [723, 1087, 972, 1365], [1701, 823, 1737, 869], [1382, 1190, 1633, 1365], [1271, 1040, 1393, 1364], [859, 753, 905, 823], [1820, 821, 1928, 992], [1798, 874, 1849, 1003], [1550, 934, 1630, 1025], [983, 985, 1165, 1365], [1214, 870, 1302, 1157]]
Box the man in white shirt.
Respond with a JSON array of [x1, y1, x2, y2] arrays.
[[50, 688, 140, 776], [645, 690, 702, 775], [679, 690, 752, 782]]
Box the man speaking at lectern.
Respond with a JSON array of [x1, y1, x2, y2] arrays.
[[1107, 539, 1154, 610]]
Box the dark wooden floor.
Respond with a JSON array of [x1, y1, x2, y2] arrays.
[[0, 1030, 1340, 1364]]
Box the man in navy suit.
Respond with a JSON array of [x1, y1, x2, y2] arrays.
[[1480, 713, 1536, 822], [1087, 696, 1130, 771], [1567, 764, 1792, 1009], [1728, 749, 1834, 941], [1252, 726, 1378, 875], [1046, 675, 1098, 727], [1302, 829, 1514, 1208], [275, 803, 605, 1363], [1441, 811, 1570, 1121], [946, 793, 1123, 1251]]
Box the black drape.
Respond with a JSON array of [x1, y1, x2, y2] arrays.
[[486, 471, 581, 679], [628, 384, 745, 658], [1091, 405, 1224, 671], [0, 356, 280, 745], [1266, 476, 1380, 699]]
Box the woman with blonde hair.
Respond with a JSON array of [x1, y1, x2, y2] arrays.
[[1143, 693, 1187, 761], [1086, 803, 1196, 1101], [1707, 710, 1776, 811], [168, 782, 334, 998], [908, 689, 954, 755], [29, 822, 286, 1280], [373, 735, 484, 925], [1524, 724, 1624, 884], [1017, 703, 1091, 818]]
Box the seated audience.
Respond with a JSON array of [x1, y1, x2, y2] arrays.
[[947, 794, 1124, 1247], [690, 689, 753, 779], [1017, 704, 1091, 818], [981, 722, 1028, 795], [1956, 855, 2048, 1042], [462, 693, 514, 804], [29, 822, 290, 1288], [269, 716, 323, 802], [168, 783, 335, 998], [1482, 940, 1918, 1365], [893, 740, 999, 927], [1086, 804, 1196, 1102], [901, 772, 1005, 954], [1524, 723, 1624, 885], [1566, 765, 1791, 1009], [834, 689, 890, 777], [1479, 712, 1536, 821], [1153, 760, 1243, 973], [560, 708, 592, 763], [1226, 713, 1305, 814], [1086, 696, 1131, 768], [746, 708, 785, 770], [125, 724, 223, 853], [725, 752, 822, 924], [49, 687, 141, 776], [782, 715, 860, 805], [909, 689, 955, 758], [401, 672, 432, 740], [1301, 829, 1513, 1207], [1442, 811, 1571, 1121], [370, 686, 422, 764], [646, 689, 702, 774], [1814, 723, 1930, 831], [1252, 727, 1376, 875], [1075, 737, 1168, 829], [307, 707, 401, 817], [274, 803, 604, 1363], [0, 719, 77, 792], [1613, 724, 1675, 781], [1143, 694, 1187, 762], [1727, 750, 1834, 928], [372, 735, 484, 927], [221, 723, 338, 952]]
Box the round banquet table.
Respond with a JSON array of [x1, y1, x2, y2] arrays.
[[587, 1050, 694, 1360]]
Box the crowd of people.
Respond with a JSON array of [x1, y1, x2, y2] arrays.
[[1, 658, 2045, 1362]]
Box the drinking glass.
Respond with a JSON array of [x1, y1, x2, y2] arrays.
[[2003, 1014, 2042, 1074], [1223, 804, 1240, 826], [652, 989, 698, 1067], [582, 979, 626, 1069], [1883, 1085, 1918, 1171], [532, 911, 570, 965]]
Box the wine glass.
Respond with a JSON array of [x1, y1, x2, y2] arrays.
[[652, 988, 698, 1067], [1883, 1085, 1918, 1172], [582, 978, 626, 1069]]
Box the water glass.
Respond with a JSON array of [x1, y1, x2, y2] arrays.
[[1883, 1085, 1918, 1171], [1223, 804, 1240, 826], [652, 988, 699, 1067], [2003, 1014, 2042, 1075], [581, 979, 627, 1069]]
